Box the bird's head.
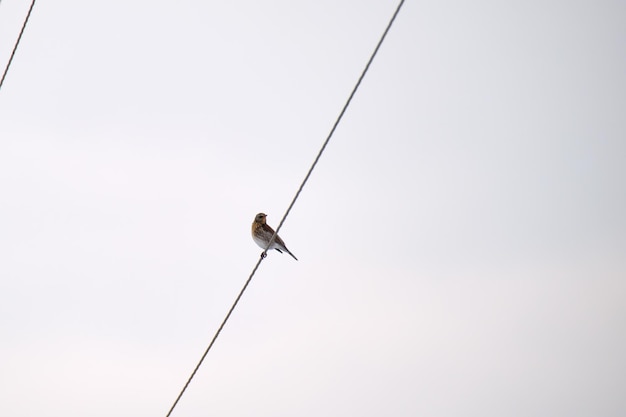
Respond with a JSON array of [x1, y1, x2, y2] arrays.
[[254, 213, 267, 224]]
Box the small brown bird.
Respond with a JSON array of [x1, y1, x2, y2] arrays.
[[251, 213, 298, 260]]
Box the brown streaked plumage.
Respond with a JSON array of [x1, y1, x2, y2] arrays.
[[251, 213, 298, 260]]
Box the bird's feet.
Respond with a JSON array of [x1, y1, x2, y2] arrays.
[[260, 251, 267, 259]]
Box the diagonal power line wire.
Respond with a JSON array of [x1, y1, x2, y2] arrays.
[[268, 0, 405, 246], [0, 0, 36, 91], [165, 1, 405, 416]]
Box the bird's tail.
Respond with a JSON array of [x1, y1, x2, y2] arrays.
[[286, 249, 298, 261], [275, 247, 298, 261]]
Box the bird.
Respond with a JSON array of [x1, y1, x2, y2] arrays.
[[251, 213, 298, 260]]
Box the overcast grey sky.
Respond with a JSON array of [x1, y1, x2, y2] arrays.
[[1, 1, 625, 416]]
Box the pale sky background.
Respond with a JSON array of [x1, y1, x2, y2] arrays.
[[1, 1, 625, 416]]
